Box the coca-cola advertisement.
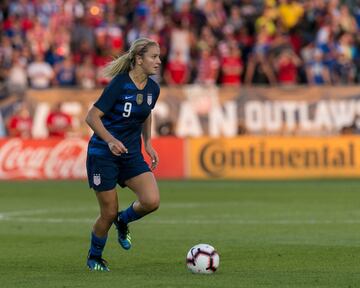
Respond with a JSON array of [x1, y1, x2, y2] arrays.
[[0, 138, 88, 179], [0, 137, 185, 180]]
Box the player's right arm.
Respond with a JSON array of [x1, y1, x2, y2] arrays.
[[86, 106, 128, 156]]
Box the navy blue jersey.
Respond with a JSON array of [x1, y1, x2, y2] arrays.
[[88, 73, 160, 158]]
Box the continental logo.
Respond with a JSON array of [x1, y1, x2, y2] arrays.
[[199, 141, 356, 177]]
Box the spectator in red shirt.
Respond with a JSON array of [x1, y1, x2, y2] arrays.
[[220, 42, 243, 86], [275, 49, 301, 85], [46, 102, 72, 138], [164, 50, 189, 85], [7, 102, 33, 138]]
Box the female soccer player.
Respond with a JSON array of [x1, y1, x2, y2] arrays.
[[85, 38, 161, 271]]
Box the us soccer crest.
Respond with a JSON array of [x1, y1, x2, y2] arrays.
[[147, 93, 152, 106], [136, 93, 143, 105], [93, 174, 101, 186]]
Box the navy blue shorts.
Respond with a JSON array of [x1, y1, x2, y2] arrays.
[[86, 154, 151, 191]]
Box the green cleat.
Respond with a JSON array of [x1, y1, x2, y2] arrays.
[[87, 254, 110, 272], [114, 216, 132, 250]]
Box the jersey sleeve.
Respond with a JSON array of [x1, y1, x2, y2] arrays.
[[94, 76, 121, 114], [151, 82, 160, 110]]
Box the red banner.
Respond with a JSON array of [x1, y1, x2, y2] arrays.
[[0, 137, 185, 180], [143, 137, 185, 179]]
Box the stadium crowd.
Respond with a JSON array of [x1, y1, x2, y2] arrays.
[[0, 0, 360, 98]]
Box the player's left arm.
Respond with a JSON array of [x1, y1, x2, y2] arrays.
[[142, 112, 159, 170]]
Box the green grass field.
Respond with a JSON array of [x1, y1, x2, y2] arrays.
[[0, 179, 359, 288]]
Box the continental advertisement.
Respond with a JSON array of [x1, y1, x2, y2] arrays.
[[188, 136, 360, 179]]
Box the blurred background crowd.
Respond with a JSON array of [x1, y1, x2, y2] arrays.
[[1, 0, 360, 138], [1, 0, 360, 98]]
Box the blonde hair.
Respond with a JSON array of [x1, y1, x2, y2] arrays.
[[103, 38, 159, 78]]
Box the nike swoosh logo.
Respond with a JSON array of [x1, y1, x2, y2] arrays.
[[125, 96, 133, 100]]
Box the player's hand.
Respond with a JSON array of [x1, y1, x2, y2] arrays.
[[145, 144, 159, 170], [108, 139, 128, 156]]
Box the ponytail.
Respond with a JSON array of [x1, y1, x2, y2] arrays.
[[103, 52, 134, 78], [103, 38, 159, 79]]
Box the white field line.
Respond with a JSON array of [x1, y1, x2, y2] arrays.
[[0, 202, 240, 217], [0, 209, 55, 217], [0, 202, 246, 221], [1, 216, 360, 225], [1, 207, 360, 225]]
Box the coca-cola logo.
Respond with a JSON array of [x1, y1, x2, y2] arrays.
[[0, 138, 88, 179]]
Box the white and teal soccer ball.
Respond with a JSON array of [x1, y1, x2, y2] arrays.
[[186, 243, 220, 274]]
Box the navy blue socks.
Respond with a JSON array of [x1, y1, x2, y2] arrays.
[[89, 232, 107, 257], [118, 202, 142, 224]]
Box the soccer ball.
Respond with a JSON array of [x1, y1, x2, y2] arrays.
[[186, 243, 220, 274]]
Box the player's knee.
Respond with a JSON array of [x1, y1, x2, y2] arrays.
[[141, 197, 160, 213], [101, 207, 118, 222]]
